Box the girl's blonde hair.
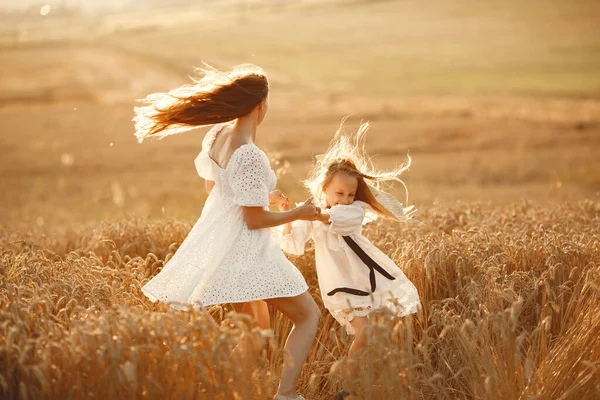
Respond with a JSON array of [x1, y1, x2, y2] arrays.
[[133, 63, 268, 142], [304, 119, 411, 220]]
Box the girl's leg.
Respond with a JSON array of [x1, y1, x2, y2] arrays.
[[232, 300, 271, 330], [266, 292, 321, 398], [343, 316, 369, 400], [347, 316, 369, 376]]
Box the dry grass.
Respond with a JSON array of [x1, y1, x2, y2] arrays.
[[2, 201, 599, 399]]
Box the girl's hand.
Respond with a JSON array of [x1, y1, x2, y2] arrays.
[[294, 197, 321, 221], [269, 189, 288, 207], [277, 197, 291, 212]]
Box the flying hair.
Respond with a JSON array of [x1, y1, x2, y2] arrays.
[[304, 118, 414, 220], [133, 63, 268, 142]]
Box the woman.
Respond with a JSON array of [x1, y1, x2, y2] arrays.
[[134, 63, 320, 400]]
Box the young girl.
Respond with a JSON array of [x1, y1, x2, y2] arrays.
[[277, 121, 421, 398], [134, 63, 321, 400]]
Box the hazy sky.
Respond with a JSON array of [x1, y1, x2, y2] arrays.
[[1, 0, 136, 12]]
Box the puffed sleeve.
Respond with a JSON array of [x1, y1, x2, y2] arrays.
[[228, 146, 271, 207], [328, 202, 368, 235], [193, 125, 222, 180], [194, 152, 214, 181], [279, 220, 313, 255]]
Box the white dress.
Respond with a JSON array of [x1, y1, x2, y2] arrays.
[[279, 201, 421, 334], [142, 124, 309, 309]]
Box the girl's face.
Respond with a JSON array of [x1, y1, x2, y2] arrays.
[[324, 171, 358, 207]]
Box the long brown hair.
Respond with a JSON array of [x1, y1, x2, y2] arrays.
[[304, 120, 412, 220], [133, 63, 268, 142]]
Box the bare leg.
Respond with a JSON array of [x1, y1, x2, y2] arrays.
[[345, 316, 369, 399], [228, 301, 271, 368], [232, 300, 271, 330], [266, 292, 320, 399]]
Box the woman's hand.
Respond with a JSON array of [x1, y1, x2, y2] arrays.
[[293, 197, 321, 221]]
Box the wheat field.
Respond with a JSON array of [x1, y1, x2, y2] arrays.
[[1, 0, 600, 399], [2, 202, 599, 399]]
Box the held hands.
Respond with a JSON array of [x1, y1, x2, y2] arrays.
[[269, 190, 330, 223], [300, 197, 331, 224], [294, 197, 320, 221], [294, 197, 331, 224]]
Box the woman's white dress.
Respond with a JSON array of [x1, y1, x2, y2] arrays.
[[142, 124, 308, 308], [280, 201, 420, 334]]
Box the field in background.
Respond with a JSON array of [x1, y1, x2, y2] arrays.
[[1, 1, 600, 399], [1, 0, 599, 228]]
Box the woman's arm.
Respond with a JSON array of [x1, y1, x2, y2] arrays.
[[205, 180, 215, 195], [243, 201, 319, 230]]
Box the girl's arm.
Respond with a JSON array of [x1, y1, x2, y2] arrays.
[[277, 196, 293, 234], [327, 203, 365, 235], [275, 198, 313, 255], [317, 211, 331, 225]]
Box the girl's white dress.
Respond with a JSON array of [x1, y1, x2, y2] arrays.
[[280, 201, 420, 334], [142, 124, 309, 308]]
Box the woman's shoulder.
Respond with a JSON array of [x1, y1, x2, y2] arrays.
[[226, 143, 271, 176], [202, 123, 228, 148], [231, 143, 268, 163]]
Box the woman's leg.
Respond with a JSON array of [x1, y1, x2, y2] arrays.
[[266, 292, 321, 398], [228, 301, 271, 368], [232, 300, 271, 330]]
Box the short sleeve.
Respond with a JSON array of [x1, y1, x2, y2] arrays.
[[194, 124, 224, 180], [328, 202, 367, 235], [194, 152, 214, 180], [228, 146, 271, 207]]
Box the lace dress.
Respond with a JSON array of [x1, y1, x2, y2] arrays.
[[142, 124, 309, 309], [279, 201, 421, 334]]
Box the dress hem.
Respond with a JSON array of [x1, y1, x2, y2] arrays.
[[328, 301, 421, 335], [142, 286, 309, 310]]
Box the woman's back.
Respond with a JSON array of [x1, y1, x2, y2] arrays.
[[208, 124, 251, 170], [196, 124, 276, 203]]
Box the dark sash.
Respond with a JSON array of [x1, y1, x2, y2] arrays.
[[326, 235, 396, 297]]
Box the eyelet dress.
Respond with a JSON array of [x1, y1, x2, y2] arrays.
[[142, 124, 309, 309]]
